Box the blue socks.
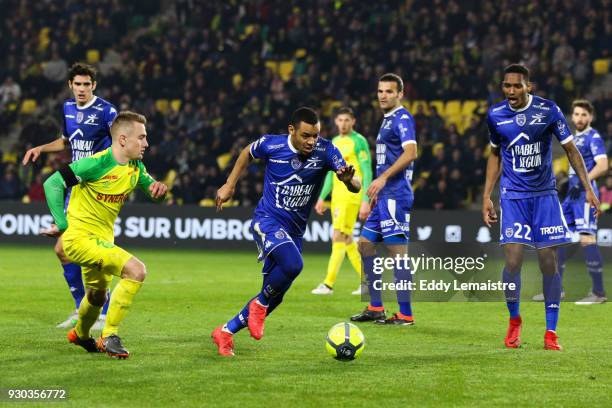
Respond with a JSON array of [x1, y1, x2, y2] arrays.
[[502, 268, 521, 318], [363, 255, 383, 307], [62, 263, 85, 309], [543, 273, 562, 331], [583, 244, 605, 296], [395, 264, 412, 316]]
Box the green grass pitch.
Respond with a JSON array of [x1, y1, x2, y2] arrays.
[[1, 245, 611, 407]]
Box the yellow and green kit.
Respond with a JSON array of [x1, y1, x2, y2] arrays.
[[44, 147, 158, 290]]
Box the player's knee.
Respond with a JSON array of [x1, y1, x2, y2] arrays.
[[358, 238, 375, 257], [122, 259, 147, 282], [279, 256, 303, 279], [87, 289, 107, 307], [504, 259, 522, 274], [580, 235, 596, 246]]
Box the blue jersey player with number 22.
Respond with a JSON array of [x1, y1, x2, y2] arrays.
[[482, 64, 599, 351]]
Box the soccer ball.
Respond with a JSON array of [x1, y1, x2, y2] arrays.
[[325, 322, 365, 360]]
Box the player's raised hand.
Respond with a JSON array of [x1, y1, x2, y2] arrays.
[[367, 176, 386, 200], [149, 181, 168, 199], [358, 201, 370, 221], [22, 146, 42, 165], [482, 198, 498, 227], [216, 183, 235, 212], [40, 224, 62, 237], [586, 189, 601, 219], [314, 199, 326, 215], [336, 165, 355, 183]]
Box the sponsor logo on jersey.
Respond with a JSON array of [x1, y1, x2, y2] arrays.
[[533, 102, 550, 111], [268, 144, 285, 150], [304, 156, 323, 169], [274, 230, 286, 239], [269, 158, 289, 164], [92, 104, 104, 111], [273, 174, 315, 210], [529, 113, 546, 125], [96, 193, 129, 203], [84, 113, 98, 125], [76, 111, 84, 123], [515, 114, 526, 126], [102, 175, 119, 180], [505, 227, 514, 238]]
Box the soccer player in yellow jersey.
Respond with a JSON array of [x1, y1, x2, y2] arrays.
[[312, 107, 372, 295], [41, 111, 167, 359]]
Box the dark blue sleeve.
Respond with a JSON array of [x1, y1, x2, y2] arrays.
[[550, 104, 573, 145], [394, 114, 416, 147], [105, 104, 118, 133], [325, 143, 346, 172], [61, 103, 67, 138], [487, 113, 501, 148], [249, 135, 269, 160]]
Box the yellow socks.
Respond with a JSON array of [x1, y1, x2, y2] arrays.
[[102, 279, 143, 338], [75, 296, 102, 339], [345, 242, 362, 278], [323, 242, 347, 288]]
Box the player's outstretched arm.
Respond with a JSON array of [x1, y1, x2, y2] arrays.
[[562, 141, 601, 217], [336, 165, 361, 193], [482, 147, 501, 227], [41, 171, 68, 236], [22, 137, 67, 165], [216, 144, 253, 211], [367, 143, 417, 201]]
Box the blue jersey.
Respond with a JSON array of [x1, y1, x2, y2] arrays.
[[62, 96, 117, 162], [487, 95, 573, 199], [568, 127, 606, 192], [250, 134, 347, 236], [375, 106, 416, 197]]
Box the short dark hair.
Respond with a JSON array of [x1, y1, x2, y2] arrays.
[[571, 99, 594, 115], [503, 64, 530, 82], [379, 73, 404, 93], [68, 62, 97, 82], [335, 107, 355, 118], [290, 107, 319, 128]]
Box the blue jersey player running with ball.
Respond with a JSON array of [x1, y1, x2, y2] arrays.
[[212, 107, 360, 356], [482, 64, 599, 350], [349, 73, 418, 326], [22, 62, 117, 330]]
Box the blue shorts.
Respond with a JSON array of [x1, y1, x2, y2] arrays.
[[562, 194, 598, 235], [500, 194, 571, 248], [362, 196, 412, 242], [250, 216, 302, 262]]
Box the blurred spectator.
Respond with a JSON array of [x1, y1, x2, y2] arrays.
[[600, 175, 612, 213], [27, 173, 45, 202], [0, 76, 21, 106], [0, 165, 24, 200]]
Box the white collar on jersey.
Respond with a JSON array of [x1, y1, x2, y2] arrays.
[[76, 95, 98, 110], [508, 94, 533, 112], [575, 126, 592, 137], [287, 135, 298, 153], [384, 105, 403, 117]]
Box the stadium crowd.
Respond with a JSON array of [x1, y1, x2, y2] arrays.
[[1, 0, 611, 209]]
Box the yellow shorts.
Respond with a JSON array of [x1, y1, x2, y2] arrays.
[[331, 200, 360, 235], [62, 231, 132, 291]]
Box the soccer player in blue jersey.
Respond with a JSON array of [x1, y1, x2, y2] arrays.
[[22, 62, 117, 329], [211, 107, 360, 356], [482, 64, 600, 350], [349, 73, 418, 326], [558, 100, 607, 304]]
